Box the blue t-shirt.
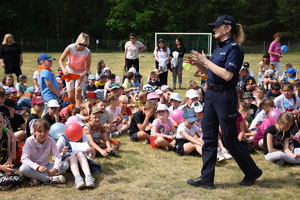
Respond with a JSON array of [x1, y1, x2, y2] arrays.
[[40, 69, 59, 101], [208, 38, 244, 86]]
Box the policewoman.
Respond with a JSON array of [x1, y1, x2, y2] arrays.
[[186, 15, 262, 189]]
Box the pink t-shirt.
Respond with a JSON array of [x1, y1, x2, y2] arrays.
[[150, 118, 173, 136], [67, 43, 90, 71], [253, 118, 271, 145], [268, 41, 281, 62]]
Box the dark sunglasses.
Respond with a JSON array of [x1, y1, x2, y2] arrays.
[[79, 43, 88, 47], [130, 37, 135, 40]]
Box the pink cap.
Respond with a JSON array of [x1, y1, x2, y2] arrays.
[[65, 116, 85, 126]]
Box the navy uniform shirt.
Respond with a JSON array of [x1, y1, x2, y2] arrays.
[[208, 38, 244, 86]]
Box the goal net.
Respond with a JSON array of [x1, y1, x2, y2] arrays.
[[154, 32, 213, 55]]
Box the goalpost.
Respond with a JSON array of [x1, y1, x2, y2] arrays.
[[154, 32, 213, 56]]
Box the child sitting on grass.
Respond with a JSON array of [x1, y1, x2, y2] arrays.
[[0, 113, 22, 191], [20, 119, 69, 185], [83, 107, 119, 158], [129, 100, 157, 143], [57, 116, 97, 189], [150, 104, 176, 151], [106, 94, 129, 137]]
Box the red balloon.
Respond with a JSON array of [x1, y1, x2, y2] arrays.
[[171, 109, 184, 124], [65, 123, 83, 141], [268, 109, 282, 125]]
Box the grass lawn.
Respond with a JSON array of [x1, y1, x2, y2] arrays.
[[2, 52, 300, 199]]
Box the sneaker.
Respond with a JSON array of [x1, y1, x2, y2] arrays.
[[108, 150, 119, 157], [75, 177, 85, 189], [222, 149, 233, 159], [187, 177, 215, 190], [275, 159, 287, 167], [85, 176, 95, 188], [239, 169, 263, 186], [139, 139, 149, 144], [50, 175, 66, 184], [109, 131, 120, 138], [29, 178, 40, 186], [160, 146, 169, 151], [217, 152, 226, 163]]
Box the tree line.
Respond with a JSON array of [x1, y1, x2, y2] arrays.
[[1, 0, 299, 41]]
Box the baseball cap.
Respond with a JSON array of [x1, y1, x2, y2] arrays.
[[88, 74, 96, 80], [286, 68, 297, 74], [86, 91, 97, 98], [265, 69, 275, 76], [183, 109, 198, 123], [156, 104, 169, 112], [143, 84, 155, 93], [4, 98, 15, 107], [107, 74, 116, 79], [31, 96, 46, 105], [147, 92, 160, 101], [186, 89, 199, 99], [58, 67, 63, 73], [191, 101, 204, 113], [161, 85, 170, 92], [65, 116, 85, 126], [128, 67, 137, 74], [208, 15, 236, 28], [110, 83, 120, 89], [243, 91, 254, 99], [47, 99, 60, 107], [26, 87, 34, 92], [170, 93, 181, 102], [38, 53, 56, 62], [94, 89, 104, 99], [91, 106, 104, 114], [243, 62, 250, 67], [9, 87, 17, 93]]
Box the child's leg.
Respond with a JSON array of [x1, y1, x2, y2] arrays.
[[66, 155, 80, 176], [183, 143, 196, 155], [76, 152, 92, 176], [14, 130, 26, 141], [265, 151, 300, 164], [258, 139, 264, 149], [137, 131, 150, 140], [154, 136, 174, 149], [19, 164, 49, 182]]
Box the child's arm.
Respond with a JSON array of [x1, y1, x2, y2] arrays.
[[6, 129, 16, 162], [83, 127, 109, 157], [33, 78, 40, 89], [283, 138, 300, 158], [238, 120, 245, 141], [137, 109, 155, 131], [151, 126, 173, 139], [49, 139, 62, 176], [180, 130, 203, 146]]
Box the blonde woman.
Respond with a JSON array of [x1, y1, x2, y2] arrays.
[[0, 34, 23, 80], [59, 33, 92, 108]]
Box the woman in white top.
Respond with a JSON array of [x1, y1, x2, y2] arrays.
[[154, 39, 170, 86], [258, 53, 270, 86], [124, 32, 146, 73]]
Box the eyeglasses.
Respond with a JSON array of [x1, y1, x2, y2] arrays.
[[130, 38, 135, 40], [79, 43, 88, 47]]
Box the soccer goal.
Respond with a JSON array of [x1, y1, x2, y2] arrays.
[[155, 32, 213, 55]]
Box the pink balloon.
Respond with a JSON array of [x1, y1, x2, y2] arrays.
[[171, 109, 184, 124], [65, 123, 83, 141], [268, 109, 282, 125]]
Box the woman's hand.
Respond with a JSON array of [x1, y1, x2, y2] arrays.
[[1, 63, 5, 68], [191, 50, 209, 65]]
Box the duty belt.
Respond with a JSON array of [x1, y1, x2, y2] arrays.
[[207, 83, 236, 92]]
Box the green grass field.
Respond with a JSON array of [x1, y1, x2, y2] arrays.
[[2, 52, 300, 200]]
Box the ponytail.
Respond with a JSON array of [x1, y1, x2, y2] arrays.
[[232, 24, 245, 45]]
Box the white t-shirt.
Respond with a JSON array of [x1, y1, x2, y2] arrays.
[[153, 47, 171, 64], [106, 107, 121, 121], [125, 41, 145, 59], [176, 122, 199, 139], [33, 70, 40, 93], [56, 135, 89, 148], [274, 94, 300, 112], [249, 110, 267, 130]]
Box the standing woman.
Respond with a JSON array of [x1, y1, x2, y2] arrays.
[[154, 39, 170, 86], [124, 33, 146, 72], [186, 15, 262, 189], [268, 33, 283, 77], [171, 37, 186, 90], [59, 33, 91, 108], [0, 34, 23, 81]]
